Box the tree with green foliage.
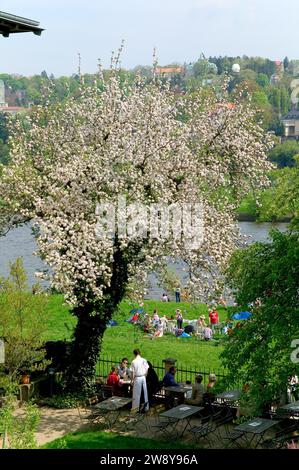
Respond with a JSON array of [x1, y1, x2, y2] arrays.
[[268, 87, 282, 113], [192, 58, 211, 78], [0, 114, 11, 164], [157, 266, 181, 299], [0, 138, 9, 165], [222, 230, 299, 415], [280, 87, 291, 115], [283, 56, 290, 71], [0, 258, 49, 385], [0, 394, 40, 449], [268, 140, 299, 168], [256, 73, 269, 88], [258, 155, 299, 226]]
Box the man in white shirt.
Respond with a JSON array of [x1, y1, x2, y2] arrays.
[[130, 348, 149, 412]]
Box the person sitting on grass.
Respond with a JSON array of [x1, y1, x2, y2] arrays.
[[198, 315, 207, 328], [174, 327, 184, 337], [146, 320, 164, 339], [152, 309, 160, 327], [203, 325, 213, 341], [153, 320, 164, 338]]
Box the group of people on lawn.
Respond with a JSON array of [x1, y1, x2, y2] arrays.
[[132, 307, 222, 340], [106, 349, 217, 413]]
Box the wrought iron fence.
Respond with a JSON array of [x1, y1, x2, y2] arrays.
[[96, 355, 227, 386]]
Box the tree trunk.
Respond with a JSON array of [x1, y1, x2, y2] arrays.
[[64, 310, 107, 395], [64, 240, 129, 395]]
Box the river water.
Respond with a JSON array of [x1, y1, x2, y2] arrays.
[[0, 222, 288, 298]]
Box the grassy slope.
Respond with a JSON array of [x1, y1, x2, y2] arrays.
[[43, 295, 230, 372]]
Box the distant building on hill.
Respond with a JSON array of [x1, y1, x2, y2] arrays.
[[270, 60, 284, 85], [155, 66, 184, 75], [0, 80, 5, 107], [281, 109, 299, 140], [0, 106, 28, 115], [0, 79, 28, 114]]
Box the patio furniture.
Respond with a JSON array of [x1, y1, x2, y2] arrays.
[[188, 415, 216, 446], [261, 421, 299, 449], [216, 389, 242, 404], [211, 405, 235, 438], [152, 386, 167, 405], [234, 417, 281, 448], [77, 395, 101, 423], [151, 416, 180, 439], [188, 405, 234, 445], [163, 384, 193, 408], [100, 384, 113, 400], [159, 404, 203, 438], [277, 400, 299, 417], [222, 429, 246, 448], [91, 396, 132, 429], [119, 401, 150, 433]]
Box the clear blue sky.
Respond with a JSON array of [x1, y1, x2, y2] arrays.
[[1, 0, 298, 77]]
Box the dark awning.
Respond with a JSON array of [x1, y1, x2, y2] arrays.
[[0, 10, 44, 37]]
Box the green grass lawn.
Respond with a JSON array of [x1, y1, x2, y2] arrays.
[[43, 430, 194, 449], [43, 295, 231, 374]]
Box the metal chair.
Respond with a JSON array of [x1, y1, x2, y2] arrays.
[[212, 406, 235, 439], [261, 422, 299, 449], [152, 386, 167, 405], [222, 428, 246, 448], [188, 415, 216, 446], [100, 384, 113, 400], [151, 415, 180, 439], [76, 395, 100, 423], [120, 401, 150, 433]]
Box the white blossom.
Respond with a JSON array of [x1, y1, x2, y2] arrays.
[[0, 66, 273, 305]]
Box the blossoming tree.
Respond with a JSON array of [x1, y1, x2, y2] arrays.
[[0, 62, 273, 393]]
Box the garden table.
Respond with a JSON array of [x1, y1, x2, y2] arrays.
[[216, 389, 241, 403], [159, 404, 203, 437], [163, 384, 193, 407], [277, 400, 299, 417], [120, 380, 132, 397], [234, 417, 280, 448], [92, 397, 132, 428], [164, 384, 192, 395]]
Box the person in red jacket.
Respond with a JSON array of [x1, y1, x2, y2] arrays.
[[107, 366, 120, 386], [208, 309, 219, 330], [107, 366, 124, 396]]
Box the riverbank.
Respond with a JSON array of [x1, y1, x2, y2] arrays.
[[237, 212, 291, 222], [237, 194, 292, 223]]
